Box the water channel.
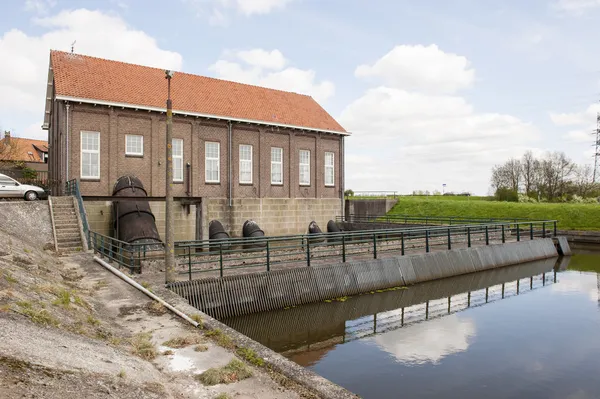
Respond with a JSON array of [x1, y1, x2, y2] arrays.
[[223, 249, 600, 398]]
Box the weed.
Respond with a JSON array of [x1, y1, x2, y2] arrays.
[[118, 369, 126, 378], [86, 315, 100, 326], [20, 306, 59, 326], [205, 329, 235, 349], [194, 344, 208, 352], [162, 350, 174, 356], [109, 337, 122, 346], [140, 282, 152, 292], [162, 334, 204, 349], [147, 301, 167, 315], [16, 301, 32, 309], [130, 333, 157, 360], [215, 394, 231, 399], [196, 359, 252, 386], [4, 272, 17, 284], [236, 347, 264, 367], [52, 289, 71, 307], [23, 248, 31, 254], [191, 313, 204, 326], [73, 295, 91, 310]]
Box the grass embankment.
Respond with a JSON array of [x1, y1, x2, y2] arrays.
[[387, 197, 600, 231]]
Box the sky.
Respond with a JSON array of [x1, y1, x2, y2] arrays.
[[2, 0, 600, 195]]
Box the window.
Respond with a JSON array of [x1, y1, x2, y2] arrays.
[[271, 147, 283, 185], [172, 138, 183, 182], [299, 150, 310, 186], [239, 144, 253, 184], [325, 152, 335, 186], [205, 142, 220, 183], [81, 131, 100, 179], [125, 134, 143, 156]]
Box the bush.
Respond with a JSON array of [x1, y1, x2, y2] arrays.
[[344, 189, 354, 197], [495, 188, 518, 202], [518, 193, 537, 203]]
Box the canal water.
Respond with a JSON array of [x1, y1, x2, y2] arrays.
[[223, 250, 600, 399]]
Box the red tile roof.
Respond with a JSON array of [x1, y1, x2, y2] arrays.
[[50, 51, 347, 134], [0, 137, 48, 163]]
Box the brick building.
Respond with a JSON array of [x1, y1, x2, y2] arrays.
[[43, 51, 348, 240]]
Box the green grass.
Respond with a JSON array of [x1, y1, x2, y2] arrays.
[[387, 197, 600, 230], [196, 359, 252, 385]]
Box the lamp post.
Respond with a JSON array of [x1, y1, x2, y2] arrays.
[[165, 70, 175, 283]]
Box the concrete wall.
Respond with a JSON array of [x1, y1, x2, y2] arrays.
[[170, 238, 561, 319], [345, 199, 398, 219], [85, 197, 342, 241], [203, 198, 342, 239], [0, 201, 53, 249], [85, 201, 196, 242]]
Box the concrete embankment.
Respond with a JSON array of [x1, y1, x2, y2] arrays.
[[169, 238, 562, 320]]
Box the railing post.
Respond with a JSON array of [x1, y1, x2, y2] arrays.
[[219, 243, 224, 278], [118, 241, 123, 265], [266, 241, 271, 272], [467, 227, 471, 248], [129, 249, 134, 273], [342, 235, 346, 262], [401, 232, 405, 256], [530, 223, 534, 240], [100, 235, 104, 258], [554, 221, 557, 237], [485, 226, 489, 245], [373, 234, 377, 259], [501, 224, 505, 243], [447, 228, 451, 250], [542, 222, 546, 238], [425, 230, 430, 253], [517, 224, 520, 242], [306, 238, 311, 267], [188, 246, 192, 281]]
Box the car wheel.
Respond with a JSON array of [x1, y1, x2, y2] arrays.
[[25, 191, 38, 201]]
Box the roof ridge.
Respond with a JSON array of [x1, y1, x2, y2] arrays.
[[50, 50, 314, 99]]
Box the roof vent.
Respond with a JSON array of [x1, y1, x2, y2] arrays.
[[27, 151, 33, 155]]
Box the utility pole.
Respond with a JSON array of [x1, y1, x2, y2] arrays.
[[165, 70, 175, 283], [593, 112, 600, 184]]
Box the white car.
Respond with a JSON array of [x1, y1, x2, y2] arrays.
[[0, 173, 48, 201]]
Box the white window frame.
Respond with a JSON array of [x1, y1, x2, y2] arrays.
[[80, 131, 100, 180], [271, 147, 283, 185], [205, 141, 220, 183], [125, 134, 143, 156], [239, 144, 253, 184], [325, 152, 335, 187], [299, 149, 311, 186], [172, 138, 183, 182]]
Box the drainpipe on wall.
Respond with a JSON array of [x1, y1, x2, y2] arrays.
[[65, 103, 70, 187], [341, 135, 345, 220], [228, 121, 232, 207]]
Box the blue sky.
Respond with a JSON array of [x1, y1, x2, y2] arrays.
[[2, 0, 600, 194]]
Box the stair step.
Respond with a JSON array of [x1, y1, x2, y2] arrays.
[[54, 221, 78, 227], [57, 233, 81, 240], [53, 209, 76, 214], [53, 214, 77, 220], [56, 227, 80, 233], [57, 238, 82, 246], [52, 203, 75, 208]]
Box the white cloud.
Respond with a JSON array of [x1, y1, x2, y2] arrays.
[[564, 129, 593, 143], [24, 0, 56, 15], [236, 0, 294, 15], [552, 272, 599, 302], [374, 315, 476, 365], [550, 103, 600, 126], [554, 0, 600, 14], [185, 0, 294, 25], [340, 88, 539, 194], [0, 9, 182, 140], [237, 49, 286, 70], [342, 45, 541, 194], [355, 45, 475, 94], [209, 49, 334, 103]]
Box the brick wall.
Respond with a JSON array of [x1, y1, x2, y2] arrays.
[[65, 104, 343, 200]]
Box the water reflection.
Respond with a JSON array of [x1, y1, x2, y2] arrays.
[[373, 314, 476, 365]]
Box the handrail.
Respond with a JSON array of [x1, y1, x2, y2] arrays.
[[340, 214, 534, 224], [65, 179, 90, 249]]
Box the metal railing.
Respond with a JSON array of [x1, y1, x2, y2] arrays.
[[65, 179, 90, 245], [173, 220, 558, 281], [341, 214, 534, 226], [88, 230, 164, 273], [347, 191, 398, 198]]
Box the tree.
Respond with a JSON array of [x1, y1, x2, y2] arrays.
[[521, 151, 540, 197]]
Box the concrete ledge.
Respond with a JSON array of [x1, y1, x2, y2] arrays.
[[154, 285, 359, 399]]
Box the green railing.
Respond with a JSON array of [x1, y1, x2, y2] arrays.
[[89, 231, 163, 273], [174, 220, 558, 281], [340, 214, 534, 226], [65, 179, 90, 246]]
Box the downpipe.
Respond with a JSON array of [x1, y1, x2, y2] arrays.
[[228, 121, 232, 207], [65, 103, 70, 186]]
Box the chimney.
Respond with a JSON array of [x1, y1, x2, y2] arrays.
[[4, 131, 10, 139]]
